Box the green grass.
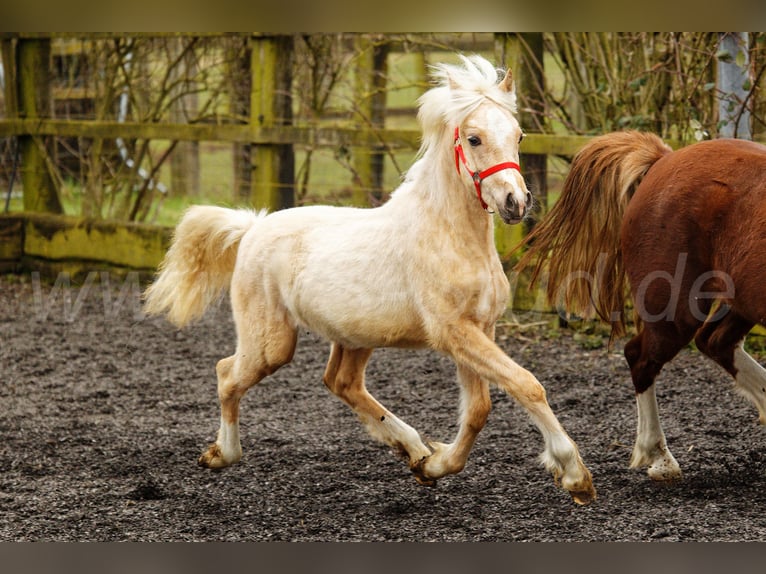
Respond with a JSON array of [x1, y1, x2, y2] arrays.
[[2, 137, 420, 227]]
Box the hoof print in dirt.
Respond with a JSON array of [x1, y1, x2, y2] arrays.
[[127, 478, 166, 501]]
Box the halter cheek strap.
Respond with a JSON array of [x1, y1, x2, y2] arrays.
[[454, 126, 521, 211]]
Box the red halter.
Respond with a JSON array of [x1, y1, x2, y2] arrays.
[[453, 126, 521, 211]]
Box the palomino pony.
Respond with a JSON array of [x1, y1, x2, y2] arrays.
[[518, 131, 766, 481], [144, 55, 595, 505]]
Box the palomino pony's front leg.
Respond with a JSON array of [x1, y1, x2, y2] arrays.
[[322, 343, 434, 482], [416, 363, 490, 479], [435, 321, 596, 505]]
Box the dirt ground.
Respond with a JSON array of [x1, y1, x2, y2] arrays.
[[2, 272, 766, 542]]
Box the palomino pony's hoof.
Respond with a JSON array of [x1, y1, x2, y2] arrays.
[[197, 444, 230, 469], [410, 458, 437, 487], [569, 485, 597, 506], [413, 473, 437, 487]]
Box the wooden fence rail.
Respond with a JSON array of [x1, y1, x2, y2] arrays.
[[0, 118, 594, 155]]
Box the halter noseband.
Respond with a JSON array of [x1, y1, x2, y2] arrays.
[[453, 126, 521, 211]]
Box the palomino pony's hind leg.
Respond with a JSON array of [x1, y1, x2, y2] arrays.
[[694, 309, 766, 425], [198, 301, 298, 469], [322, 344, 434, 481], [435, 320, 595, 504]]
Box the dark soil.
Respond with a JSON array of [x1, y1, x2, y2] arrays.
[[2, 273, 766, 541]]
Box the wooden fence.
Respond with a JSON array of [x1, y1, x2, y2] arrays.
[[7, 33, 755, 280], [0, 33, 597, 278], [0, 33, 593, 208]]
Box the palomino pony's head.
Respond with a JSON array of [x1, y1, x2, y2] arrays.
[[417, 55, 531, 224]]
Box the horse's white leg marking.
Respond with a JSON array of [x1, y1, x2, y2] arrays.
[[199, 349, 285, 469], [732, 343, 766, 425], [214, 414, 241, 465], [421, 364, 490, 478], [207, 356, 243, 466], [435, 321, 595, 504], [629, 383, 682, 480], [322, 344, 433, 477]]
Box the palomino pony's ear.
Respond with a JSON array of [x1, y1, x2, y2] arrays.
[[500, 69, 514, 93]]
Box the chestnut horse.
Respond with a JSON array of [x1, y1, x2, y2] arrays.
[[518, 131, 766, 481], [143, 55, 595, 504]]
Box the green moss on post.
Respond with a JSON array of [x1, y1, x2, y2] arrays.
[[23, 214, 169, 269], [0, 216, 24, 273], [494, 219, 525, 264], [352, 36, 388, 206], [250, 35, 294, 211]]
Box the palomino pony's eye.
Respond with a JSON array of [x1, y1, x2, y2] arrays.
[[467, 136, 481, 147]]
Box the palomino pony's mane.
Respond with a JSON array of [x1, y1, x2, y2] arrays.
[[414, 55, 518, 164]]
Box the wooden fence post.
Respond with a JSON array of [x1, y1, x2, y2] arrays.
[[17, 38, 62, 213], [1, 39, 18, 118], [494, 33, 546, 258], [229, 37, 252, 202], [250, 34, 294, 211], [495, 33, 547, 213], [169, 37, 200, 198], [352, 35, 388, 206]]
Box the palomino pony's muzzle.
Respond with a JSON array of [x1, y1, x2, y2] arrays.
[[453, 126, 522, 212], [503, 190, 532, 223]]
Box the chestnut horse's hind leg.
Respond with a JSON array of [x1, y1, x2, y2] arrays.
[[694, 309, 766, 425], [731, 344, 766, 425], [322, 343, 434, 482], [629, 382, 682, 480], [624, 327, 690, 480], [626, 302, 766, 481], [198, 301, 298, 469]]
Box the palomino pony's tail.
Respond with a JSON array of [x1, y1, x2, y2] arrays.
[[516, 131, 672, 336], [143, 205, 264, 328]]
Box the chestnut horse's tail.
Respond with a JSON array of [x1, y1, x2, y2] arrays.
[[516, 131, 672, 336], [143, 205, 265, 328]]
